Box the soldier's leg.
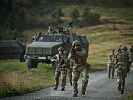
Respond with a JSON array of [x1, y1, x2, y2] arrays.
[[61, 70, 67, 90], [116, 70, 122, 91], [54, 71, 60, 89], [81, 68, 89, 95], [117, 75, 121, 91], [67, 68, 72, 86], [121, 76, 125, 94], [112, 65, 114, 79], [108, 65, 111, 79], [72, 69, 80, 96]]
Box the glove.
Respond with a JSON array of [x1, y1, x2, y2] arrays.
[[70, 47, 76, 54]]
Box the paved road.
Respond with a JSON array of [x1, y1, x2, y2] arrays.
[[1, 68, 133, 100]]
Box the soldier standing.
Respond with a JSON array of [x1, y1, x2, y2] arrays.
[[107, 50, 115, 79], [68, 40, 90, 97], [52, 47, 67, 91], [115, 46, 129, 94]]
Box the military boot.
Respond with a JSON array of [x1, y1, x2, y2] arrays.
[[73, 93, 77, 97], [61, 88, 65, 91], [70, 81, 72, 86], [121, 90, 124, 94], [54, 87, 57, 90], [118, 84, 121, 91], [82, 92, 85, 96]]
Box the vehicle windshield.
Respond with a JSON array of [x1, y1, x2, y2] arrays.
[[37, 35, 62, 42]]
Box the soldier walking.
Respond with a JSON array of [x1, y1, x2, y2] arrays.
[[107, 50, 115, 79], [115, 46, 129, 94], [52, 47, 67, 91], [68, 40, 90, 97]]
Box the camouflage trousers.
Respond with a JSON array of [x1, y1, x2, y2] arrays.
[[116, 65, 127, 91], [72, 66, 89, 94], [54, 68, 67, 89], [107, 63, 115, 79], [67, 67, 72, 84]]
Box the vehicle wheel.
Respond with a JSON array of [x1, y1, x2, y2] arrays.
[[27, 59, 38, 68], [33, 61, 38, 68], [20, 54, 26, 62], [27, 59, 33, 68]]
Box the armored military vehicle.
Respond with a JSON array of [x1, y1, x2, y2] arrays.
[[0, 40, 26, 62], [25, 25, 89, 68]]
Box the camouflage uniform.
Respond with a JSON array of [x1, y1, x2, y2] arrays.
[[53, 48, 67, 91], [68, 40, 90, 97], [115, 46, 129, 94], [107, 51, 115, 79], [71, 48, 90, 96]]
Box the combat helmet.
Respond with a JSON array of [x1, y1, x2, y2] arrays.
[[121, 46, 127, 51], [72, 40, 81, 47], [58, 47, 64, 51]]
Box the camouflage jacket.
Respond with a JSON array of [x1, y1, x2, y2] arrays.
[[71, 48, 86, 67], [116, 50, 129, 66], [53, 54, 67, 71]]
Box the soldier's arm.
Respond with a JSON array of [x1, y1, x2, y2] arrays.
[[68, 53, 72, 60], [75, 49, 86, 57], [75, 51, 83, 57], [51, 55, 58, 62]]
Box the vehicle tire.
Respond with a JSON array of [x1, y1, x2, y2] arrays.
[[20, 53, 26, 62], [27, 59, 33, 68], [33, 61, 38, 68], [27, 59, 38, 68]]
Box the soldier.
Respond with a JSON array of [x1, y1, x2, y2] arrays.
[[47, 27, 57, 34], [115, 46, 129, 94], [107, 49, 115, 79], [52, 47, 67, 91], [68, 40, 90, 97]]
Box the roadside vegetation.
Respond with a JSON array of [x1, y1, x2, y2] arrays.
[[0, 0, 133, 99]]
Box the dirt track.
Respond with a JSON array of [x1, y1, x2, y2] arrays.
[[1, 68, 133, 100]]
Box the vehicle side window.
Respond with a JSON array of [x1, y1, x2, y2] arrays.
[[12, 42, 19, 47], [63, 36, 70, 43]]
